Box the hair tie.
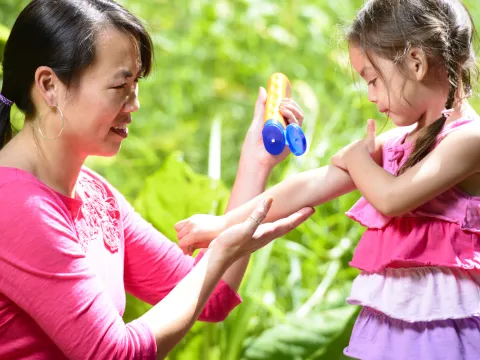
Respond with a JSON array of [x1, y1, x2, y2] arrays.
[[0, 93, 13, 107], [441, 108, 454, 118]]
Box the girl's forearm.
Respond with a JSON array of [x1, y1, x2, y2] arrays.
[[225, 164, 356, 226]]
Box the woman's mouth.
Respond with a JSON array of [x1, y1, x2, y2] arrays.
[[110, 124, 129, 138]]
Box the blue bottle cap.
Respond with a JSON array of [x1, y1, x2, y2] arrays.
[[285, 123, 307, 156], [262, 120, 286, 155]]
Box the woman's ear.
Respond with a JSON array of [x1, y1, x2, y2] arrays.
[[407, 47, 428, 81], [33, 66, 60, 107]]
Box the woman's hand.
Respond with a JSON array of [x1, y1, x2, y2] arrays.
[[331, 119, 376, 171], [210, 197, 314, 262], [241, 87, 305, 170]]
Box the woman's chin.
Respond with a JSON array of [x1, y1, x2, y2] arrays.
[[92, 144, 122, 158]]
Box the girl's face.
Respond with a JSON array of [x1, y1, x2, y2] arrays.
[[349, 45, 435, 127], [51, 26, 142, 158]]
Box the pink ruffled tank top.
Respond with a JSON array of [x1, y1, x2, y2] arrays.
[[347, 115, 480, 273]]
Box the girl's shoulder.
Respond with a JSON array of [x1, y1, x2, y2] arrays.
[[438, 110, 480, 140]]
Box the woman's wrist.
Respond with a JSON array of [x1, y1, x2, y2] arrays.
[[237, 153, 272, 182], [207, 245, 237, 273]]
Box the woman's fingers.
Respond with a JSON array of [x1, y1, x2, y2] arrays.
[[279, 106, 299, 125], [254, 207, 315, 244], [280, 98, 305, 126], [245, 197, 273, 235]]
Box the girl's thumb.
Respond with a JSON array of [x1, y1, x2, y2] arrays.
[[366, 119, 376, 145]]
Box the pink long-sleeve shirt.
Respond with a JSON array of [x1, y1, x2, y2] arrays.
[[0, 166, 241, 359]]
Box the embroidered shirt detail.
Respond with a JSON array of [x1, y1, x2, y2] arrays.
[[75, 174, 121, 253]]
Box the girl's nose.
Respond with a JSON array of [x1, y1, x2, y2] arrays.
[[368, 87, 378, 104]]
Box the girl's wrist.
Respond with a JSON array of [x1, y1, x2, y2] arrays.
[[222, 213, 234, 231]]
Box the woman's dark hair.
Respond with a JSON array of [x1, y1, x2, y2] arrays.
[[347, 0, 477, 174], [0, 0, 153, 149]]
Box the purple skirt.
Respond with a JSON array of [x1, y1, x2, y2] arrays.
[[344, 307, 480, 360]]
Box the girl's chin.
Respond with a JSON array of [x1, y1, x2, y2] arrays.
[[390, 115, 417, 127]]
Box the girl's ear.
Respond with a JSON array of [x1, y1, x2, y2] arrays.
[[407, 47, 428, 81]]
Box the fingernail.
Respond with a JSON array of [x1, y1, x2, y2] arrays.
[[263, 197, 273, 209]]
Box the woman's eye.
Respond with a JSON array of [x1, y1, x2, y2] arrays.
[[113, 84, 127, 89], [368, 78, 377, 86]]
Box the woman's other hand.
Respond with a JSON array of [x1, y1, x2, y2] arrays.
[[241, 87, 305, 170], [209, 197, 314, 262]]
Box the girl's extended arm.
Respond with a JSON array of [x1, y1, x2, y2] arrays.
[[176, 165, 355, 254], [176, 125, 396, 254]]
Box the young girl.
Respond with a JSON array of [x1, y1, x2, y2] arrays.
[[175, 0, 480, 358]]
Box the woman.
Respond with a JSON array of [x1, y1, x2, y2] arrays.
[[0, 0, 313, 359]]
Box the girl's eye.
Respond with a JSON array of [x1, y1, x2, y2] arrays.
[[368, 78, 377, 86]]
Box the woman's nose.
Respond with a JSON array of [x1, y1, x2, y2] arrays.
[[122, 87, 140, 113]]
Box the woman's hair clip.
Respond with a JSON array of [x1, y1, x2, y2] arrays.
[[0, 93, 13, 107], [441, 108, 454, 118]]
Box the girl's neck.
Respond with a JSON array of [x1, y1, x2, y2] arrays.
[[410, 98, 473, 139]]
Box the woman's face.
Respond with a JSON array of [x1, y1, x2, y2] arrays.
[[56, 26, 142, 157]]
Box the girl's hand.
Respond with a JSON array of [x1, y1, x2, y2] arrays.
[[331, 119, 376, 170], [175, 214, 229, 255], [209, 198, 315, 262], [241, 87, 305, 170]]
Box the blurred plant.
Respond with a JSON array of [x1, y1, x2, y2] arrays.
[[0, 0, 479, 358]]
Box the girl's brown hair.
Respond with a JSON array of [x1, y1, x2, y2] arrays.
[[347, 0, 477, 174]]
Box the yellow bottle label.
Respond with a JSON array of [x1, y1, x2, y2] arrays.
[[264, 72, 292, 128]]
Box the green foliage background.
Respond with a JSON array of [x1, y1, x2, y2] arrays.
[[1, 1, 479, 359]]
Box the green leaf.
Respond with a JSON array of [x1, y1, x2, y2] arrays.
[[308, 306, 360, 360], [133, 151, 230, 241], [0, 23, 9, 76], [243, 306, 358, 360], [0, 23, 9, 43]]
